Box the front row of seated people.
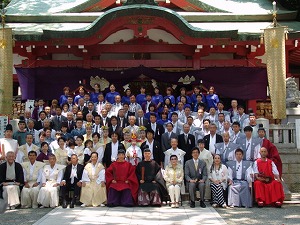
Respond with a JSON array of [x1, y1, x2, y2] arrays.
[[0, 144, 284, 210]]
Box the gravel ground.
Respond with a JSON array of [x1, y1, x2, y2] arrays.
[[215, 204, 300, 225], [1, 208, 52, 225]]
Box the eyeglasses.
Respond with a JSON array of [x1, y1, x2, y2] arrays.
[[170, 158, 177, 160]]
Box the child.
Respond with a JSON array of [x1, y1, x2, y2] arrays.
[[126, 134, 142, 166], [83, 139, 93, 164]]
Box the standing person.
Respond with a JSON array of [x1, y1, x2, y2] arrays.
[[197, 139, 213, 201], [0, 152, 24, 210], [126, 134, 142, 166], [164, 87, 175, 107], [90, 84, 101, 103], [258, 126, 283, 177], [230, 121, 246, 144], [146, 113, 164, 144], [163, 155, 183, 208], [13, 119, 28, 146], [164, 138, 186, 167], [103, 132, 125, 168], [178, 124, 196, 163], [80, 152, 106, 207], [105, 84, 120, 104], [209, 154, 228, 208], [136, 149, 166, 206], [105, 149, 139, 207], [215, 132, 239, 163], [205, 86, 219, 109], [37, 154, 65, 208], [51, 107, 67, 131], [55, 137, 68, 166], [17, 133, 40, 163], [227, 149, 253, 208], [161, 122, 178, 152], [36, 142, 51, 163], [152, 87, 163, 110], [0, 124, 18, 163], [136, 86, 147, 106], [185, 147, 207, 208], [122, 88, 132, 105], [59, 87, 70, 106], [203, 123, 223, 155], [21, 151, 45, 209], [253, 147, 284, 208]]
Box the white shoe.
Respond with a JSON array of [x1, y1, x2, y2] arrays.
[[81, 204, 86, 207], [222, 204, 227, 208], [10, 206, 15, 210], [175, 203, 179, 208], [39, 205, 45, 209], [229, 205, 234, 208], [171, 203, 175, 208], [100, 204, 105, 207], [212, 203, 217, 208]]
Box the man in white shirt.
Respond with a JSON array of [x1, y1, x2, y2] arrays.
[[21, 151, 45, 208], [112, 95, 123, 116]]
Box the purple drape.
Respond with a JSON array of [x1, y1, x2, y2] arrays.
[[15, 66, 267, 100]]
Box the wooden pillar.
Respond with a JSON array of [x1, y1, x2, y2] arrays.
[[0, 28, 13, 115]]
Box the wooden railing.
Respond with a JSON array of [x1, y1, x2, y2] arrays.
[[269, 123, 296, 148]]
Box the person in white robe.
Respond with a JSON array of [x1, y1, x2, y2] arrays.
[[17, 134, 40, 163], [37, 154, 65, 208], [164, 138, 186, 167], [0, 124, 18, 164], [21, 151, 45, 208], [0, 152, 24, 210], [80, 152, 106, 207]]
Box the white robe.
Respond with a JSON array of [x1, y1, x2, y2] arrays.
[[21, 161, 45, 208], [37, 164, 65, 207]]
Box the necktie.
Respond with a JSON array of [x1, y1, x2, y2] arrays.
[[57, 116, 60, 123], [139, 118, 142, 126], [246, 143, 250, 151], [194, 160, 198, 170], [185, 134, 188, 144], [120, 118, 123, 127], [169, 132, 171, 139], [95, 125, 98, 133], [68, 121, 71, 129]]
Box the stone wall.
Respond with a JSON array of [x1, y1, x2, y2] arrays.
[[279, 147, 300, 192]]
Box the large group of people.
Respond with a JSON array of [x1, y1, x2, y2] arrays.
[[0, 84, 284, 211]]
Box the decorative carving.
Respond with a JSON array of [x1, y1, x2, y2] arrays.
[[286, 77, 300, 108], [178, 75, 195, 85], [90, 76, 109, 92]]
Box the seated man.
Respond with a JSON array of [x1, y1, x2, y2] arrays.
[[253, 147, 284, 208], [0, 152, 24, 210], [37, 154, 66, 208], [106, 149, 138, 207], [185, 147, 207, 208], [136, 148, 166, 206], [21, 151, 45, 209], [227, 149, 253, 208], [60, 154, 84, 208]]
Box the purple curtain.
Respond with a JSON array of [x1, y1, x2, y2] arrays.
[[16, 66, 267, 100]]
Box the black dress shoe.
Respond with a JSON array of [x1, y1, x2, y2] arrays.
[[62, 200, 67, 208], [200, 201, 206, 208], [190, 201, 195, 208]]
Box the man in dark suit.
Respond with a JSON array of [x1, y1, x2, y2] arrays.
[[117, 108, 128, 128], [60, 154, 85, 208], [161, 122, 178, 152], [34, 111, 47, 130], [0, 152, 24, 210], [140, 130, 163, 166], [185, 147, 207, 208], [178, 124, 196, 163], [51, 107, 67, 131], [102, 132, 125, 168], [108, 116, 123, 140], [100, 109, 111, 127], [77, 98, 88, 114], [203, 123, 223, 154], [135, 109, 149, 127], [83, 102, 98, 120], [146, 113, 164, 144], [66, 112, 76, 133]]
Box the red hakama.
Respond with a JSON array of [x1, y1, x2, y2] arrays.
[[254, 159, 284, 205], [106, 161, 139, 203]]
